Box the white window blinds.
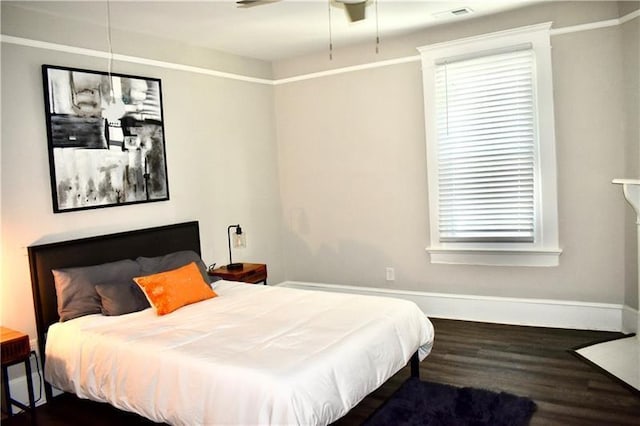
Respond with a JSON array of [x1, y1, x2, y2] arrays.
[[435, 47, 536, 243]]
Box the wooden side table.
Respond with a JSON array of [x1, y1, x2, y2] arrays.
[[208, 263, 267, 285], [1, 326, 36, 416]]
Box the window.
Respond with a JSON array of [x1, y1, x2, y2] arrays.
[[418, 23, 561, 266]]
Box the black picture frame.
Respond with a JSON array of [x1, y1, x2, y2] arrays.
[[42, 65, 170, 213]]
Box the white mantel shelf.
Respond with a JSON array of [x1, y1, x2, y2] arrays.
[[612, 179, 640, 184], [612, 178, 640, 220]]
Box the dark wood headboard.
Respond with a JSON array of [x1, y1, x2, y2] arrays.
[[27, 221, 201, 400]]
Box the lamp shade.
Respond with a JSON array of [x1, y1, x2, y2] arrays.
[[227, 224, 245, 270], [232, 230, 246, 249]]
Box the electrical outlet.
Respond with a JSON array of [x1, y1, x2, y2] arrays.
[[386, 267, 395, 281]]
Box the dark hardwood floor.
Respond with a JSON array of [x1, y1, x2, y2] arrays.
[[3, 318, 639, 425]]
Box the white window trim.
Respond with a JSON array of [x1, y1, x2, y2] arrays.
[[418, 23, 562, 267]]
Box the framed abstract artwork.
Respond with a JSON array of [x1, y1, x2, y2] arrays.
[[42, 65, 169, 213]]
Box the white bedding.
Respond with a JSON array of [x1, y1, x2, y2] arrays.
[[46, 281, 434, 425]]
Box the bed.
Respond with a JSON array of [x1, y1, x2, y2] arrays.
[[28, 221, 434, 425]]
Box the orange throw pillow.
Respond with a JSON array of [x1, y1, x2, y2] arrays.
[[134, 262, 217, 315]]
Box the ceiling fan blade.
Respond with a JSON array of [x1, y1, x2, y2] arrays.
[[236, 0, 280, 8], [344, 2, 366, 22]]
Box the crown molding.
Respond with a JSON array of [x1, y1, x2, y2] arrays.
[[2, 8, 637, 85], [0, 34, 273, 85]]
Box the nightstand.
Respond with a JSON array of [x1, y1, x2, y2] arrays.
[[208, 263, 267, 285], [1, 327, 36, 417]]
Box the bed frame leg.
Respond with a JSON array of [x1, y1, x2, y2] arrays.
[[410, 351, 420, 379]]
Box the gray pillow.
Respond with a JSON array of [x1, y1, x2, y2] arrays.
[[95, 281, 150, 316], [136, 250, 210, 282], [53, 259, 142, 322]]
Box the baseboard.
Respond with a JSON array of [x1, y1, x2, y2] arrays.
[[278, 281, 632, 332], [622, 305, 639, 334]]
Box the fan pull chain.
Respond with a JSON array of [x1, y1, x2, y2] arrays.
[[375, 0, 380, 54], [328, 0, 333, 60], [106, 0, 115, 99]]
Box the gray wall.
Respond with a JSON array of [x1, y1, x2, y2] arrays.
[[273, 1, 639, 308], [622, 11, 640, 309]]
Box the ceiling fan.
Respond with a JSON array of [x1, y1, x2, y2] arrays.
[[236, 0, 370, 22]]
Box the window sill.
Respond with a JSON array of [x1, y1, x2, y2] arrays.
[[426, 247, 562, 267]]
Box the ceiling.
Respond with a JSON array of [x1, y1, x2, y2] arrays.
[[12, 0, 541, 62]]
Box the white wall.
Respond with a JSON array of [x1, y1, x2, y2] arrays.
[[0, 4, 284, 341], [273, 1, 638, 309]]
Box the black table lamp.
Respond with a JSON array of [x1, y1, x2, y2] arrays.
[[227, 224, 246, 270]]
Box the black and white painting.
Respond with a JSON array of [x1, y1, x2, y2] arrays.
[[42, 65, 169, 212]]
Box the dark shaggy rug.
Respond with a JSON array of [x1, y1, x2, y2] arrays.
[[363, 378, 537, 426]]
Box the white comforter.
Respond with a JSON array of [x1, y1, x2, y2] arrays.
[[46, 281, 434, 425]]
